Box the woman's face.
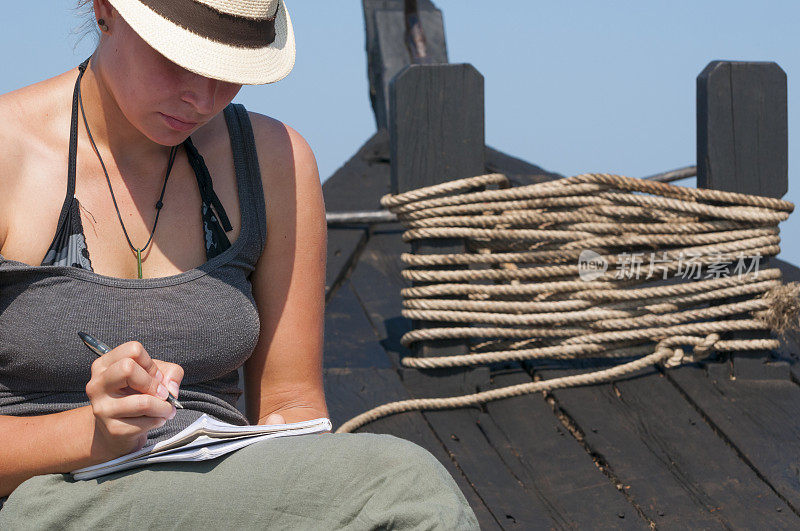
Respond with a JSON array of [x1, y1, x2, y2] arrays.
[[96, 15, 242, 145]]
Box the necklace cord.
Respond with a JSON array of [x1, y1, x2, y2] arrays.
[[76, 60, 179, 257]]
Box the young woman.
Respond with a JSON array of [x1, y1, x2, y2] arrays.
[[0, 0, 478, 527]]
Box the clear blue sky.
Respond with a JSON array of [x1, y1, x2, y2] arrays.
[[2, 1, 798, 267]]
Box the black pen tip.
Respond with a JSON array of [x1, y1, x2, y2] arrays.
[[77, 331, 89, 341]]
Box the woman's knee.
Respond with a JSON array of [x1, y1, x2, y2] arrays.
[[341, 433, 479, 529], [358, 434, 434, 467]]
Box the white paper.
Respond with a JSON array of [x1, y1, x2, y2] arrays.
[[71, 414, 332, 480]]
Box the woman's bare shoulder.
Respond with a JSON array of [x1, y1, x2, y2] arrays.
[[0, 73, 72, 131], [0, 73, 73, 165], [0, 87, 30, 249], [0, 86, 30, 172], [246, 111, 319, 194], [246, 110, 323, 261], [0, 73, 74, 248]]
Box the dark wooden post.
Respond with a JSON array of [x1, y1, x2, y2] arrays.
[[389, 63, 484, 366], [697, 61, 787, 196], [697, 60, 789, 380], [363, 0, 448, 130]]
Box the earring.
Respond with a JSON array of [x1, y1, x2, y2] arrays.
[[98, 19, 109, 32]]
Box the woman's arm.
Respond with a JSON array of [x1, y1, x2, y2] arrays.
[[0, 408, 97, 497], [243, 114, 329, 425]]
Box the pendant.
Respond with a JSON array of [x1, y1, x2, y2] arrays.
[[136, 249, 143, 279]]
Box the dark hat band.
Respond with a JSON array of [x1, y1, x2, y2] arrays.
[[137, 0, 277, 49]]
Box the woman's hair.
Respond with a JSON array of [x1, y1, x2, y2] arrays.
[[74, 0, 99, 48]]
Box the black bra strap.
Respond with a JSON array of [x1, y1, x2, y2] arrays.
[[183, 137, 233, 233], [44, 57, 91, 257], [183, 135, 233, 258], [68, 58, 91, 199]]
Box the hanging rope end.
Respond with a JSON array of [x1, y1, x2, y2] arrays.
[[754, 281, 800, 338]]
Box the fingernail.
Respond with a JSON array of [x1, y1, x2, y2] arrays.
[[169, 407, 177, 420], [167, 380, 180, 398], [155, 369, 164, 383], [157, 384, 169, 399]]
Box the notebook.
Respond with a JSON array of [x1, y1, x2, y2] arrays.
[[71, 413, 332, 480]]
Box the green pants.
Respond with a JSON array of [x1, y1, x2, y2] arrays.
[[0, 432, 478, 530]]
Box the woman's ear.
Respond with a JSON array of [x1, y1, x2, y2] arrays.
[[93, 0, 116, 32]]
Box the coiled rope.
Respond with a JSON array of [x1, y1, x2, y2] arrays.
[[335, 173, 800, 433]]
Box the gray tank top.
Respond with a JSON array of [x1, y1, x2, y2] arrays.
[[0, 103, 268, 446]]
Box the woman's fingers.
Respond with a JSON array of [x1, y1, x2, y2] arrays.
[[87, 341, 184, 399], [153, 360, 184, 398], [91, 341, 159, 380], [99, 393, 177, 421], [97, 357, 168, 399]]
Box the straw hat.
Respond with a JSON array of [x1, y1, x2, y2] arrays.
[[107, 0, 295, 85]]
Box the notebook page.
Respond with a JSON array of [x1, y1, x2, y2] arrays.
[[71, 415, 331, 476], [71, 420, 332, 481]]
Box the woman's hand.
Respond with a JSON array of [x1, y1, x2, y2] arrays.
[[84, 340, 184, 460], [261, 413, 285, 425]]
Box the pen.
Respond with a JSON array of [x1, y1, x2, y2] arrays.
[[77, 331, 184, 409]]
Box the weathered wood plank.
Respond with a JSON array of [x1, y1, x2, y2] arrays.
[[665, 362, 800, 515], [323, 130, 393, 212], [325, 228, 368, 299], [399, 368, 563, 528], [344, 229, 409, 368], [324, 280, 392, 369], [322, 129, 392, 299], [481, 369, 648, 529], [774, 257, 800, 284], [538, 361, 799, 527], [323, 367, 500, 529], [719, 253, 798, 381], [729, 345, 793, 381]]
